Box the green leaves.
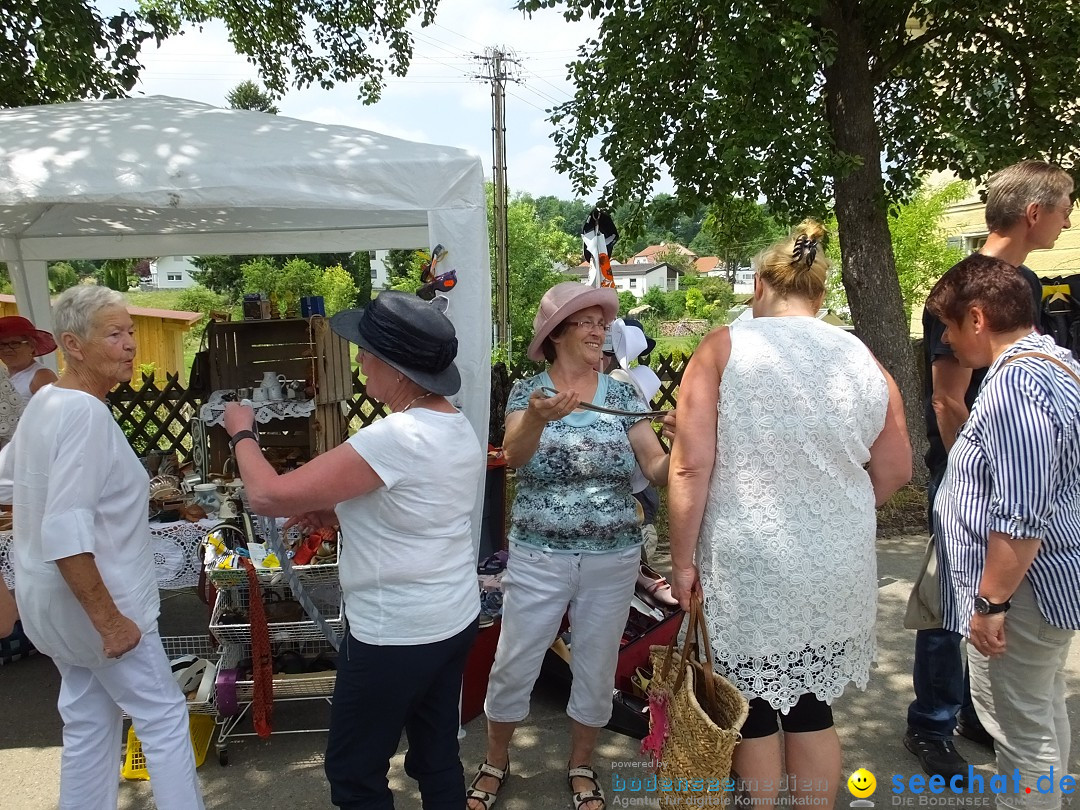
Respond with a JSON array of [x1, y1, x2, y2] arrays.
[[2, 0, 442, 108]]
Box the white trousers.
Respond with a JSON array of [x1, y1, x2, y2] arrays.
[[968, 578, 1075, 810], [484, 542, 640, 727], [54, 629, 205, 810]]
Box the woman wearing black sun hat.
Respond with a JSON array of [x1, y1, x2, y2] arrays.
[[225, 290, 486, 808]]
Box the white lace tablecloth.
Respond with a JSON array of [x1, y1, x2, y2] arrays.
[[199, 389, 315, 427], [1, 519, 215, 591]]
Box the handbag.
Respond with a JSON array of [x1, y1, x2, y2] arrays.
[[641, 595, 749, 803], [904, 535, 942, 630]]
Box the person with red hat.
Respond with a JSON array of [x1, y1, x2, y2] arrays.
[[0, 315, 59, 403]]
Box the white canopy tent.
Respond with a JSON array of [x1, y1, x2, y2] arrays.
[[0, 96, 491, 450]]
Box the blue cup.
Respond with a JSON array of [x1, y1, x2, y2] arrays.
[[300, 296, 326, 318]]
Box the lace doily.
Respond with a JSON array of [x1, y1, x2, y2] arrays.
[[199, 389, 315, 427], [696, 317, 888, 712], [1, 519, 214, 591]]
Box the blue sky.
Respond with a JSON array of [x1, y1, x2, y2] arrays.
[[126, 0, 607, 201]]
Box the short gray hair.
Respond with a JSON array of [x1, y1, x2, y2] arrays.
[[53, 284, 126, 343], [984, 160, 1074, 233]]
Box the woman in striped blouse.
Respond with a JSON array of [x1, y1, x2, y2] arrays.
[[926, 254, 1080, 810]]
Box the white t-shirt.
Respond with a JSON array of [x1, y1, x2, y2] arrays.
[[336, 408, 484, 645], [4, 386, 159, 667], [10, 359, 48, 404]]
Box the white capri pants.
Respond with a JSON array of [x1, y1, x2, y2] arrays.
[[53, 629, 205, 810], [484, 542, 640, 728]]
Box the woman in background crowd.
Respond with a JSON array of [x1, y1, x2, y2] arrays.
[[468, 281, 673, 810], [668, 221, 911, 809], [0, 285, 204, 810], [927, 255, 1080, 810], [0, 315, 59, 403], [225, 290, 484, 810]]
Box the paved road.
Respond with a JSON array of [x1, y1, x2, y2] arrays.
[[0, 534, 1076, 808]]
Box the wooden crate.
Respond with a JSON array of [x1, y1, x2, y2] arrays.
[[207, 317, 352, 403], [207, 402, 350, 475]]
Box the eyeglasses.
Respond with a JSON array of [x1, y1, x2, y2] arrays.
[[565, 319, 609, 331], [0, 340, 30, 351], [1047, 201, 1077, 216]]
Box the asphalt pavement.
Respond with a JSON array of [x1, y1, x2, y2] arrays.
[[0, 533, 1076, 809]]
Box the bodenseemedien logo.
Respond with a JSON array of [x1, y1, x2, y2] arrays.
[[848, 768, 876, 808]]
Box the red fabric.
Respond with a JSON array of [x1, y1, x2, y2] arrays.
[[241, 558, 274, 738]]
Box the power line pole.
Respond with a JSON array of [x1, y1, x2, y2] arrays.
[[473, 46, 519, 356]]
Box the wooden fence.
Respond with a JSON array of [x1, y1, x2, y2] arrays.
[[111, 353, 691, 463]]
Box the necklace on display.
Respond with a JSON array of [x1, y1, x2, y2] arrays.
[[401, 392, 435, 413]]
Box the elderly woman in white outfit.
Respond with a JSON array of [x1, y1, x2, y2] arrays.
[[0, 286, 204, 810]]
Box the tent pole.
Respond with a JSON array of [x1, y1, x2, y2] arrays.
[[4, 243, 56, 372]]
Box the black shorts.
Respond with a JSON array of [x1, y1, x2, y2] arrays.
[[740, 693, 834, 739]]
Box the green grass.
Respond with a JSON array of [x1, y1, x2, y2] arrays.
[[123, 289, 191, 310], [654, 336, 696, 354]]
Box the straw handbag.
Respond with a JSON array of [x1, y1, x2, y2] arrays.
[[642, 595, 749, 804]]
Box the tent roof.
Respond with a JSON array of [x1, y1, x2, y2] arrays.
[[0, 96, 482, 261]]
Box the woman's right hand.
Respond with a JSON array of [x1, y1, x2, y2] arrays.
[[528, 387, 578, 422], [669, 563, 701, 612]]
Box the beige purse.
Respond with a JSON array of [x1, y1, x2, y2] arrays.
[[904, 535, 942, 630]]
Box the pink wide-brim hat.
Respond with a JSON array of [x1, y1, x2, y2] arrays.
[[526, 282, 619, 362], [0, 316, 57, 356]]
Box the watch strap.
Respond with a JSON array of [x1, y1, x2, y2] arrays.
[[229, 429, 258, 451], [976, 595, 1011, 614]]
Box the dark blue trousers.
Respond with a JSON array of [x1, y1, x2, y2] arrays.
[[907, 466, 981, 739], [325, 620, 477, 809]]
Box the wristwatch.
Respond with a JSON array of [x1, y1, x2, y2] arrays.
[[973, 595, 1011, 615], [229, 429, 259, 452]]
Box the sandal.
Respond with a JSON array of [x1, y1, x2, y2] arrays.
[[568, 765, 606, 810], [467, 760, 509, 810]]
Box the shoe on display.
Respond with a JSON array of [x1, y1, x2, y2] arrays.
[[636, 564, 679, 608], [903, 730, 968, 778]]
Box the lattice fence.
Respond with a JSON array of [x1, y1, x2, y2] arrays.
[[107, 373, 203, 463], [110, 353, 691, 459]]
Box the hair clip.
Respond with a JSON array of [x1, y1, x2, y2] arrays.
[[791, 234, 818, 268]]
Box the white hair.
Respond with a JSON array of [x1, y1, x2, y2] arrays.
[[53, 284, 126, 342]]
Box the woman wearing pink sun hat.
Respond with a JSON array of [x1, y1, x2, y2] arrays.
[[0, 315, 59, 404]]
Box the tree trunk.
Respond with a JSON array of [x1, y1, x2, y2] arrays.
[[822, 2, 928, 484]]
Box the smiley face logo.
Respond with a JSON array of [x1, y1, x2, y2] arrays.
[[847, 768, 876, 798]]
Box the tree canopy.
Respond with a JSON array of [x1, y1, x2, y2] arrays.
[[520, 0, 1080, 473], [1, 0, 441, 108]]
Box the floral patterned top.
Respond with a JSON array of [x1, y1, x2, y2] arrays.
[[506, 370, 647, 553]]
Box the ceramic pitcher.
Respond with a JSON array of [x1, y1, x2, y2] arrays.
[[260, 371, 286, 400]]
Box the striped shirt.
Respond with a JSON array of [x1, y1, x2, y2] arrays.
[[935, 332, 1080, 635]]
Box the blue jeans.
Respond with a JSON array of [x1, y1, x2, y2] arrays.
[[907, 466, 981, 739]]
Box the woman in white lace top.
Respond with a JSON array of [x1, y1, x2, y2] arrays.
[[668, 220, 912, 808]]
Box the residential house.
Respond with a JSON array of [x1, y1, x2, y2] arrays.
[[149, 256, 199, 289], [569, 262, 682, 298], [369, 249, 390, 290], [629, 242, 698, 265]]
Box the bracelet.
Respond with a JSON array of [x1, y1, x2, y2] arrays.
[[228, 430, 258, 452]]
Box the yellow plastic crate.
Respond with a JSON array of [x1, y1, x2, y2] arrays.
[[121, 714, 216, 780]]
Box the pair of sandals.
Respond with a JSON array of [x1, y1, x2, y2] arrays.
[[466, 760, 605, 810]]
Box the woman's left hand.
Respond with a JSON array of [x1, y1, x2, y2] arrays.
[[658, 408, 676, 442], [224, 403, 256, 436], [969, 612, 1007, 657], [669, 562, 701, 612]]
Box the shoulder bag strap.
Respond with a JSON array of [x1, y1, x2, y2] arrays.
[[1001, 351, 1080, 387]]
